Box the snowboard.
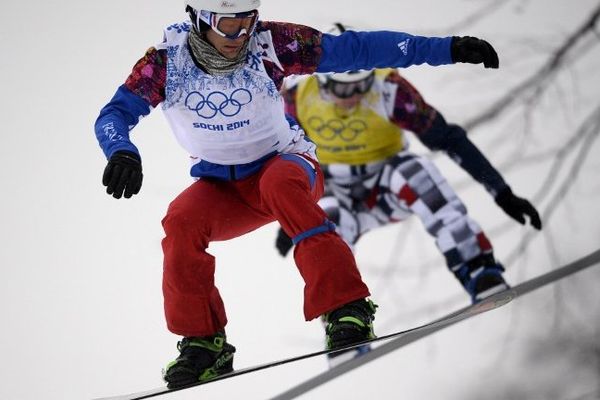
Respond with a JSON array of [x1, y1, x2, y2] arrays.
[[93, 289, 514, 400], [269, 248, 600, 400], [94, 248, 600, 400]]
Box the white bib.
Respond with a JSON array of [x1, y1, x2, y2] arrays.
[[156, 22, 313, 165]]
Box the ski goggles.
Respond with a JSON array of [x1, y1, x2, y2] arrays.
[[199, 10, 258, 39], [323, 73, 375, 99]]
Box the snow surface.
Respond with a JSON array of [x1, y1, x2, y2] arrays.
[[1, 1, 599, 399]]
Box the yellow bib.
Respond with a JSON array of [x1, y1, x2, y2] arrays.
[[295, 76, 404, 165]]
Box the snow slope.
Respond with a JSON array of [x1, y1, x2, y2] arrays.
[[0, 1, 599, 399]]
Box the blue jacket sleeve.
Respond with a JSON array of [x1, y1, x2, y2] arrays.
[[317, 31, 453, 73], [94, 85, 152, 159]]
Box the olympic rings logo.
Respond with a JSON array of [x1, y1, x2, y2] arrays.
[[185, 89, 253, 119], [307, 117, 368, 142]]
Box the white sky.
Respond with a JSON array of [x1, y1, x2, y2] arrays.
[[1, 1, 599, 399]]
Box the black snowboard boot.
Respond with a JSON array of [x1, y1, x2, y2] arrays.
[[163, 332, 236, 388], [324, 298, 377, 355], [454, 253, 509, 303]]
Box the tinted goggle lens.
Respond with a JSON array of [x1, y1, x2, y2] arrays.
[[326, 74, 375, 98], [213, 11, 257, 39]]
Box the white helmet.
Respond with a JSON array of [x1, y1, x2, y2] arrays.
[[185, 0, 261, 14], [324, 70, 374, 83], [185, 0, 260, 37]]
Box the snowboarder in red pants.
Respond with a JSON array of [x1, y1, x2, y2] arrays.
[[94, 0, 501, 387]]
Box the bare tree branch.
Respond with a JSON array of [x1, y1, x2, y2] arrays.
[[503, 104, 600, 266], [431, 0, 512, 35], [464, 4, 600, 131]]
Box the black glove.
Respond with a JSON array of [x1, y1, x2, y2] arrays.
[[495, 187, 542, 230], [451, 36, 499, 69], [275, 228, 294, 257], [102, 151, 143, 199]]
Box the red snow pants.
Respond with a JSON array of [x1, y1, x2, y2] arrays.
[[161, 154, 370, 337]]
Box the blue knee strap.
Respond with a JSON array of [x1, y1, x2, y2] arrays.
[[280, 154, 316, 189], [292, 220, 337, 245]]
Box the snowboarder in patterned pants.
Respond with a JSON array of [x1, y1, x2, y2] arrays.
[[274, 21, 542, 368], [94, 3, 504, 387]]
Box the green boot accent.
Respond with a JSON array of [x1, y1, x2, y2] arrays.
[[324, 299, 377, 350], [163, 332, 236, 389]]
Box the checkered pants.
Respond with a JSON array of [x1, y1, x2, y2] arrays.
[[319, 151, 493, 272]]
